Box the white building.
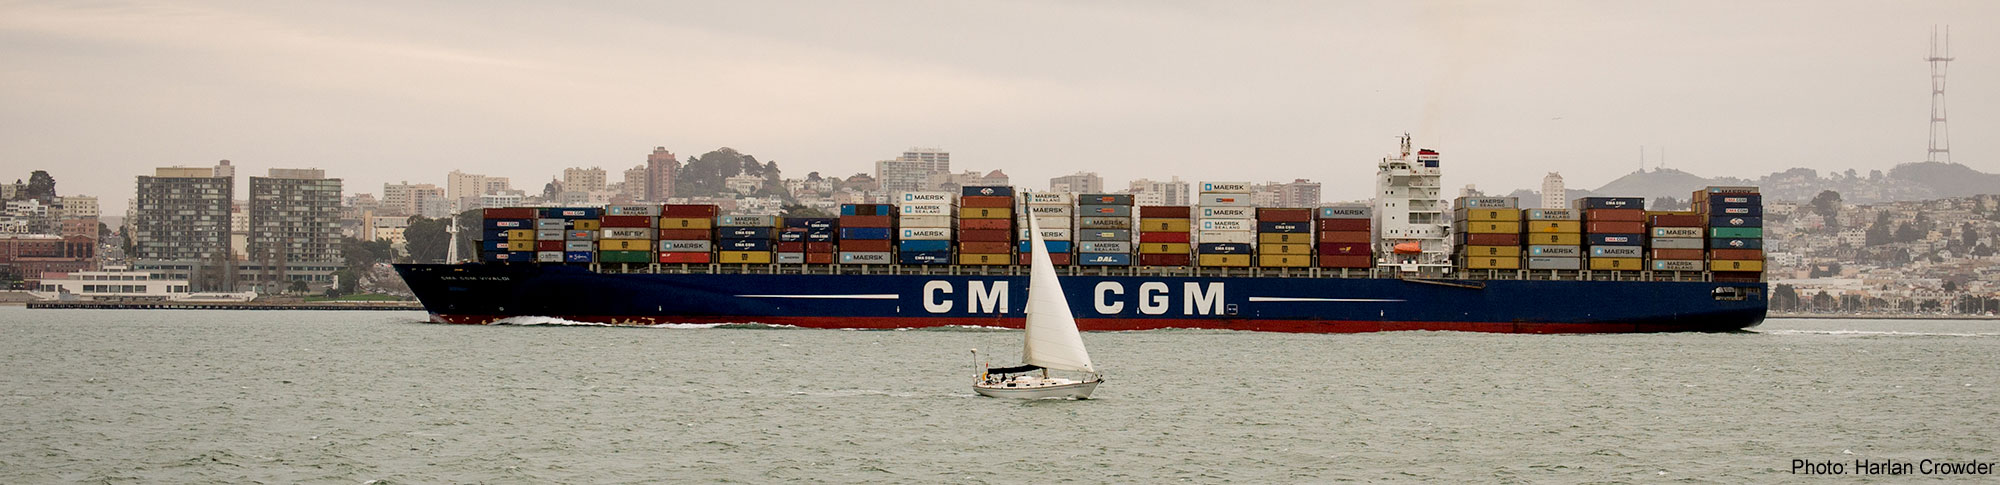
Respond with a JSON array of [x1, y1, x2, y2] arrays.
[[1128, 177, 1191, 206], [1541, 172, 1566, 209], [562, 166, 608, 193]]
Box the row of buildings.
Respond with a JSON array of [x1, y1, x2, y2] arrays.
[[122, 161, 344, 293]]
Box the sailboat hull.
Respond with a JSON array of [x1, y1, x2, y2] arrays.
[[973, 379, 1101, 400]]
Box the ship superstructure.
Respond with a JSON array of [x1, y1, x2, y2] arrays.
[[1373, 134, 1452, 275]]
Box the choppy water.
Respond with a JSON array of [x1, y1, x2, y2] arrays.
[[1, 307, 1994, 483]]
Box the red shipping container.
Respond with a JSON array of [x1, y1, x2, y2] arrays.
[[1585, 209, 1644, 222], [842, 239, 892, 252], [600, 215, 656, 228], [960, 219, 1011, 230], [1709, 249, 1764, 260], [806, 242, 835, 253], [960, 196, 1013, 208], [960, 229, 1012, 242], [662, 204, 719, 218], [839, 215, 892, 228], [1020, 253, 1075, 265], [1586, 221, 1645, 234], [1648, 214, 1705, 227], [1139, 232, 1191, 243], [1139, 206, 1191, 218], [657, 229, 710, 240], [1712, 271, 1763, 282], [535, 240, 563, 251], [658, 252, 713, 264], [1317, 255, 1373, 268], [805, 253, 834, 264], [1317, 219, 1371, 232], [776, 241, 804, 252], [960, 241, 1011, 253], [1318, 231, 1370, 243], [1317, 242, 1371, 256], [1460, 233, 1522, 246], [1256, 208, 1312, 222], [1139, 254, 1192, 266], [483, 208, 537, 219], [1650, 248, 1704, 260]]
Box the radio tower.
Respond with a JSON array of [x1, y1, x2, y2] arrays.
[[1927, 26, 1954, 163]]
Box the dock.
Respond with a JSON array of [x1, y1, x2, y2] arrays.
[[26, 301, 425, 311]]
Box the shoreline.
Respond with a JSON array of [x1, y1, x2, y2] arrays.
[[1770, 313, 2000, 321]]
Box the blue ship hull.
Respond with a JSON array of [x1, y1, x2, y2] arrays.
[[394, 263, 1766, 333]]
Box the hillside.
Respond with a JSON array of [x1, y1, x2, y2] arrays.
[[1501, 162, 2000, 204]]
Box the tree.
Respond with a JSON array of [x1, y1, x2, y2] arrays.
[[402, 216, 452, 263], [1809, 190, 1842, 231], [1811, 291, 1834, 311], [1962, 223, 1979, 248], [1894, 222, 1920, 244], [1943, 280, 1959, 292], [288, 280, 310, 294], [1772, 284, 1800, 312], [542, 179, 561, 200], [1865, 211, 1892, 246], [24, 170, 55, 203]]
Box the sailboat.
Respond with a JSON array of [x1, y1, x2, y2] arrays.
[[971, 193, 1102, 399]]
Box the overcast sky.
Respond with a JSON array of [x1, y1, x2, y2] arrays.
[[3, 1, 1994, 212]]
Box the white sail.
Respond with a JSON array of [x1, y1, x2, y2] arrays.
[[1021, 196, 1094, 373]]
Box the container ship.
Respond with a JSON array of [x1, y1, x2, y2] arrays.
[[396, 138, 1768, 333]]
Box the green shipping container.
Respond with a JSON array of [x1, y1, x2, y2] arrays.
[[1709, 227, 1763, 239], [598, 250, 655, 263]]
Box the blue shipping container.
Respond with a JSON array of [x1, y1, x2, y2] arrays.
[[841, 227, 892, 240], [1707, 216, 1763, 228], [1706, 205, 1764, 217], [783, 218, 837, 230], [840, 204, 894, 216], [961, 185, 1015, 197], [480, 240, 509, 251], [806, 232, 836, 242], [1257, 222, 1310, 233], [1017, 240, 1074, 253], [1709, 238, 1765, 250], [1077, 253, 1132, 266], [720, 238, 773, 251], [899, 240, 951, 252], [1197, 243, 1254, 254], [541, 207, 602, 219], [564, 251, 594, 263], [720, 227, 775, 239], [482, 228, 511, 241], [899, 251, 954, 265], [1587, 234, 1645, 246], [1574, 197, 1645, 210], [778, 232, 805, 242]]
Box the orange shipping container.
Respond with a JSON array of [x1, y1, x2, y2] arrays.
[[1586, 221, 1645, 234], [959, 241, 1010, 253], [1318, 231, 1369, 243], [959, 196, 1013, 208], [960, 218, 1011, 230], [1585, 209, 1644, 222]]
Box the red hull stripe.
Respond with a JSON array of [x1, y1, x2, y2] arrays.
[[429, 314, 1719, 334]]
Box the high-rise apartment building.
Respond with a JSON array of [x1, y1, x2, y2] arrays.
[[132, 166, 234, 289], [446, 170, 488, 211], [1127, 177, 1191, 206], [621, 165, 648, 201], [563, 167, 608, 193], [1273, 179, 1322, 208], [1541, 172, 1566, 209], [382, 181, 444, 217], [899, 147, 950, 173], [1048, 172, 1103, 194], [246, 168, 342, 293], [875, 159, 931, 193], [646, 147, 678, 202]]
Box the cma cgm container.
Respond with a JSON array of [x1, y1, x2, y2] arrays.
[[1576, 198, 1645, 272], [899, 192, 956, 265], [1695, 187, 1765, 282], [1137, 205, 1192, 266], [1076, 193, 1132, 266], [1194, 182, 1253, 267], [1256, 208, 1312, 268], [1316, 205, 1372, 269], [958, 187, 1014, 265]]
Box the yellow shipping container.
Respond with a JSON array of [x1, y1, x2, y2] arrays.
[[572, 219, 601, 230], [1523, 221, 1581, 233], [1258, 233, 1310, 244], [1462, 245, 1522, 258], [958, 253, 1010, 265], [1139, 243, 1191, 254], [1257, 254, 1310, 267], [960, 207, 1012, 219], [1140, 219, 1191, 232], [1588, 257, 1644, 271], [719, 251, 773, 264], [1458, 208, 1523, 222], [1523, 233, 1583, 245], [505, 240, 535, 252], [505, 229, 536, 240], [1462, 256, 1521, 270], [659, 217, 713, 230], [1260, 243, 1310, 255], [1463, 221, 1522, 234], [1708, 259, 1765, 272], [599, 239, 652, 251], [1197, 254, 1251, 267]]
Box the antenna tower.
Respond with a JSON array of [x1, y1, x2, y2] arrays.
[[1927, 26, 1954, 163]]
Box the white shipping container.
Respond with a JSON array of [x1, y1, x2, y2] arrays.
[[1016, 216, 1072, 229], [839, 252, 893, 264], [1197, 219, 1253, 231], [1651, 227, 1703, 238], [564, 241, 595, 252], [1199, 181, 1254, 194], [658, 240, 712, 252], [1079, 241, 1130, 253], [898, 215, 955, 228], [1199, 207, 1253, 218], [601, 228, 656, 240], [1650, 237, 1704, 249], [718, 215, 779, 227], [775, 253, 806, 264], [536, 229, 566, 241], [897, 203, 953, 216], [900, 191, 955, 204], [536, 252, 564, 262], [1198, 194, 1255, 207], [900, 227, 953, 240], [1196, 231, 1255, 243], [1024, 193, 1073, 205], [1017, 228, 1073, 241], [1026, 205, 1073, 216], [606, 204, 661, 216]]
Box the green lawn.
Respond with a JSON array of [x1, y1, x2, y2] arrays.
[[303, 293, 409, 302]]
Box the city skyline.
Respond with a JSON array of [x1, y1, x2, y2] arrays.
[[3, 2, 1996, 214]]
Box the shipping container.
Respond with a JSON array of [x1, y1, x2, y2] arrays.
[[1078, 241, 1130, 253], [536, 251, 564, 263], [1524, 209, 1579, 221], [596, 239, 650, 251], [1709, 238, 1764, 250], [1465, 233, 1527, 246], [596, 215, 651, 228], [653, 229, 705, 241], [1317, 205, 1371, 219], [564, 240, 595, 252], [958, 253, 1011, 265], [482, 208, 536, 219], [1017, 228, 1072, 241], [959, 196, 1013, 208], [543, 207, 602, 219], [1527, 245, 1581, 257], [719, 251, 773, 264], [900, 227, 953, 240], [839, 215, 892, 228], [1706, 205, 1763, 217], [1708, 216, 1763, 228], [959, 229, 1011, 242], [1078, 205, 1133, 218], [1709, 227, 1763, 239], [1024, 193, 1073, 205], [564, 251, 594, 263], [1648, 214, 1705, 227], [486, 219, 530, 229], [776, 253, 806, 264], [1573, 197, 1645, 210], [572, 220, 601, 231], [961, 186, 1015, 197], [1077, 217, 1132, 230], [1257, 222, 1310, 233], [1255, 208, 1312, 222], [721, 239, 773, 251], [899, 191, 955, 204], [1525, 257, 1582, 270], [899, 251, 953, 265], [1018, 240, 1076, 253], [1196, 243, 1253, 254], [1139, 232, 1191, 243], [1650, 227, 1703, 238], [1140, 243, 1191, 254], [479, 240, 509, 252], [1199, 207, 1254, 219], [805, 253, 834, 264], [535, 229, 565, 241], [1198, 219, 1253, 232], [898, 203, 954, 216], [1078, 194, 1134, 206], [1586, 234, 1644, 246], [1455, 197, 1520, 209], [1196, 254, 1250, 267], [1650, 249, 1705, 260], [1708, 248, 1763, 260], [1589, 246, 1643, 258], [1024, 205, 1073, 217], [806, 242, 834, 253], [960, 241, 1010, 253], [1462, 245, 1522, 258], [1140, 254, 1192, 266], [1317, 219, 1371, 232], [718, 227, 775, 239], [1140, 206, 1191, 218], [506, 240, 534, 252], [1452, 207, 1523, 222], [658, 252, 713, 264], [1318, 231, 1370, 244], [1199, 181, 1253, 193], [1078, 253, 1132, 266], [566, 230, 595, 241], [839, 252, 892, 264], [1199, 231, 1257, 244], [1524, 221, 1582, 233], [1584, 209, 1645, 222], [840, 227, 892, 240], [1650, 237, 1704, 249], [1260, 243, 1310, 255], [599, 250, 655, 264], [958, 218, 1009, 230], [1258, 254, 1311, 267], [783, 218, 838, 230], [1077, 229, 1132, 242], [1462, 256, 1521, 270], [1708, 259, 1764, 272], [1258, 233, 1311, 244], [843, 239, 893, 252], [1586, 221, 1646, 234], [1017, 253, 1075, 266], [1318, 255, 1373, 268], [535, 219, 566, 230], [1587, 257, 1643, 271], [1140, 219, 1192, 232], [1317, 242, 1371, 255], [838, 204, 894, 216], [1197, 194, 1255, 206], [601, 228, 656, 239], [1462, 221, 1522, 234], [715, 215, 779, 227], [658, 217, 711, 230], [960, 207, 1012, 219], [535, 241, 562, 252], [898, 215, 954, 228], [606, 204, 661, 216]]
